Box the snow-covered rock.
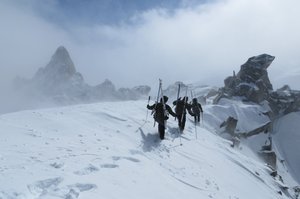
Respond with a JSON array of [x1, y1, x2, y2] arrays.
[[222, 54, 275, 103], [214, 54, 300, 118]]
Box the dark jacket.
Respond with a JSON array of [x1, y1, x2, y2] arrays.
[[190, 98, 203, 116], [173, 97, 191, 116], [147, 99, 176, 125]]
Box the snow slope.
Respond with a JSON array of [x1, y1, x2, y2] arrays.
[[273, 112, 300, 184], [0, 100, 294, 199]]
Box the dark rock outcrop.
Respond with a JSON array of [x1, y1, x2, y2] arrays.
[[219, 116, 238, 136], [269, 85, 300, 115], [258, 151, 277, 169], [215, 54, 300, 117], [222, 54, 275, 103], [239, 122, 272, 138]]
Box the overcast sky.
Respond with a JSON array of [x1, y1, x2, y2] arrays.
[[1, 0, 300, 91]]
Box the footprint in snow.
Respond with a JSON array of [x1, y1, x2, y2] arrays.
[[28, 177, 97, 199], [74, 164, 99, 175], [112, 156, 140, 163], [65, 184, 97, 199], [69, 183, 97, 192], [50, 162, 64, 169], [129, 149, 144, 156], [27, 177, 63, 195], [0, 191, 25, 199], [100, 164, 119, 168]]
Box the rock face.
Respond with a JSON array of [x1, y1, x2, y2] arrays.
[[216, 54, 300, 117], [31, 46, 89, 102], [34, 46, 77, 83], [269, 85, 300, 116], [223, 54, 275, 103], [14, 46, 151, 107], [219, 116, 238, 136]]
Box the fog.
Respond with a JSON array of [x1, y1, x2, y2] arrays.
[[1, 0, 300, 113]]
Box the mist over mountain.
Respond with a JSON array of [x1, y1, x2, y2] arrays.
[[3, 46, 150, 114]]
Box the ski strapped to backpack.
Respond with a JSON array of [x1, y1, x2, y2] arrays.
[[175, 83, 181, 121], [180, 85, 188, 127], [190, 89, 198, 139], [159, 79, 167, 128], [153, 80, 162, 127]]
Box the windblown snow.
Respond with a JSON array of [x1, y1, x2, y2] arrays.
[[0, 99, 298, 199]]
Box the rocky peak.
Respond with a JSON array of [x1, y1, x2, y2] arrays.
[[220, 54, 275, 103], [240, 54, 275, 70], [47, 46, 76, 75], [34, 46, 77, 83], [12, 46, 151, 110], [215, 54, 300, 117], [237, 54, 275, 90]]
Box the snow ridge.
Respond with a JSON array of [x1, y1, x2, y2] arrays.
[[0, 100, 297, 199]]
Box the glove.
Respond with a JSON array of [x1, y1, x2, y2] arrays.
[[147, 105, 151, 109]]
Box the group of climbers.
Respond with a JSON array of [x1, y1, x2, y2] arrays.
[[147, 95, 203, 140]]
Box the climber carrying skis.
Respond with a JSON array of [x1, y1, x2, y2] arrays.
[[190, 98, 203, 124], [173, 96, 192, 132], [147, 96, 176, 140]]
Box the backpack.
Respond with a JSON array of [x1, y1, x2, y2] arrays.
[[153, 103, 169, 122], [191, 102, 201, 115]]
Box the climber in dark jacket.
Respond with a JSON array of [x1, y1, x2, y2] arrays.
[[173, 96, 191, 132], [190, 98, 203, 123], [147, 96, 176, 140]]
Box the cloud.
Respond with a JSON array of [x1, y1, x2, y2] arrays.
[[72, 0, 300, 90], [0, 1, 71, 85], [1, 0, 300, 96]]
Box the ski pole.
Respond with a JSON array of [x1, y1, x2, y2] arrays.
[[159, 79, 167, 129], [175, 83, 181, 121], [195, 120, 198, 140], [180, 86, 188, 130], [179, 129, 182, 145], [153, 80, 162, 127], [177, 86, 188, 146], [145, 96, 150, 122]]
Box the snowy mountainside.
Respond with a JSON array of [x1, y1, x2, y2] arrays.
[[0, 100, 296, 199], [205, 98, 299, 186], [273, 112, 300, 184], [204, 98, 271, 134]]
